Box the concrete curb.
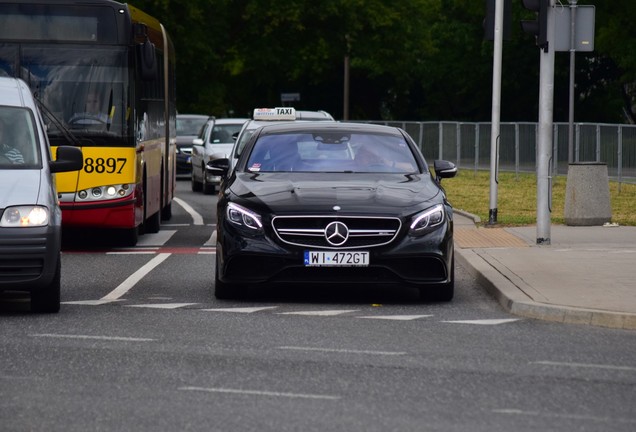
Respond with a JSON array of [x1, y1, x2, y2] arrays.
[[455, 245, 636, 331]]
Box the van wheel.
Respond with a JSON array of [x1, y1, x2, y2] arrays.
[[31, 257, 61, 313]]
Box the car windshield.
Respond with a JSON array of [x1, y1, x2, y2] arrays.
[[0, 106, 41, 169], [245, 131, 419, 173], [177, 116, 208, 136], [209, 123, 244, 144]]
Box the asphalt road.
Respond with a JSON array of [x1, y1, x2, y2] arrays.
[[1, 180, 635, 432]]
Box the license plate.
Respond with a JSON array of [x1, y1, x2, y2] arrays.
[[304, 251, 369, 267]]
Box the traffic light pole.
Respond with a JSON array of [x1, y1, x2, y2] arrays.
[[536, 1, 555, 245]]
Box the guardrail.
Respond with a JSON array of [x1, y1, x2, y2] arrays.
[[360, 121, 636, 186]]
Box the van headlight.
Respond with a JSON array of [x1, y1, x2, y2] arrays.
[[409, 204, 445, 236], [0, 206, 49, 227]]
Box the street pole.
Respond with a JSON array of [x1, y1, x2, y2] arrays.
[[536, 0, 555, 245], [568, 0, 577, 163], [488, 0, 504, 225]]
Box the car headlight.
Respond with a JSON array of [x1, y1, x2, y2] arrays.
[[409, 204, 445, 236], [226, 202, 263, 233], [0, 206, 50, 227]]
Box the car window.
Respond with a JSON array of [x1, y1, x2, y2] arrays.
[[209, 123, 243, 144], [245, 132, 418, 173], [0, 106, 41, 169], [177, 116, 208, 136]]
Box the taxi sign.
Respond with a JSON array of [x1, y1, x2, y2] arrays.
[[253, 107, 296, 121]]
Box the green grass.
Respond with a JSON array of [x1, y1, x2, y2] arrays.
[[442, 170, 636, 227]]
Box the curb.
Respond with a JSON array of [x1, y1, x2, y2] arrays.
[[455, 247, 636, 331]]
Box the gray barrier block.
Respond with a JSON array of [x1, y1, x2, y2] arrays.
[[564, 163, 612, 226]]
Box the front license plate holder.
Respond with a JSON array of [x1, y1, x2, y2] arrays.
[[304, 251, 369, 267]]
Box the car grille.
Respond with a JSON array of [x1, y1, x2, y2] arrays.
[[271, 216, 401, 249]]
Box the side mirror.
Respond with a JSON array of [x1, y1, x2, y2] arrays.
[[433, 160, 457, 182], [206, 157, 229, 177], [51, 146, 83, 173], [137, 39, 157, 81], [192, 138, 204, 146]]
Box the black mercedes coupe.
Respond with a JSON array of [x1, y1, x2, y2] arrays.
[[210, 122, 458, 301]]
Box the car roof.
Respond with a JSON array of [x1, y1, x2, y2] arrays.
[[212, 118, 249, 125], [0, 77, 37, 109], [295, 110, 334, 121], [254, 121, 403, 136], [177, 114, 210, 119]]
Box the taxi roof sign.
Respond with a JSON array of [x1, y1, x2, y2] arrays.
[[253, 107, 296, 121]]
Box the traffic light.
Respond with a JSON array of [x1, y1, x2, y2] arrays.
[[484, 0, 512, 41], [521, 0, 549, 51]]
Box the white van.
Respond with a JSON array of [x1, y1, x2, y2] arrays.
[[0, 77, 83, 313]]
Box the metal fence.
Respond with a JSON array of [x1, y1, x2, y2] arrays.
[[362, 121, 636, 185]]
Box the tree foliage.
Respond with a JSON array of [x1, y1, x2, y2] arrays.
[[132, 0, 636, 123]]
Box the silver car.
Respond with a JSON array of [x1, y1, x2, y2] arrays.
[[190, 118, 248, 194], [0, 77, 83, 313]]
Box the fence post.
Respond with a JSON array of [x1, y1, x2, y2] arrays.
[[575, 123, 580, 162], [475, 124, 479, 176], [596, 124, 601, 162], [456, 123, 461, 168], [618, 125, 623, 192], [515, 123, 520, 180], [438, 123, 443, 160]]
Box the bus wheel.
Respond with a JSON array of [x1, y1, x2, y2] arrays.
[[31, 256, 61, 313], [161, 201, 172, 220], [145, 210, 161, 234]]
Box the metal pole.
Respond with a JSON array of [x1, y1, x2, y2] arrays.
[[488, 0, 504, 225], [568, 0, 577, 164], [536, 1, 555, 245]]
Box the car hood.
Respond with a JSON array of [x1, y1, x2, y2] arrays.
[[229, 172, 442, 214], [208, 143, 234, 158], [0, 170, 42, 208]]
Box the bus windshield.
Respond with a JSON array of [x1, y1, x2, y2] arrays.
[[20, 45, 129, 144]]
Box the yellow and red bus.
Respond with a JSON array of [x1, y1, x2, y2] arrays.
[[0, 0, 176, 245]]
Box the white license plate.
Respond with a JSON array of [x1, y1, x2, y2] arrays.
[[304, 251, 369, 267]]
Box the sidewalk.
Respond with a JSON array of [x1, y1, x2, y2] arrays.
[[453, 210, 636, 330]]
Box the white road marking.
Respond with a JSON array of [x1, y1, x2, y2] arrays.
[[101, 253, 171, 300], [126, 303, 198, 309], [442, 319, 521, 325], [205, 230, 216, 246], [493, 408, 636, 424], [199, 306, 279, 313], [278, 346, 407, 356], [179, 386, 340, 400], [277, 310, 359, 316], [531, 361, 636, 372], [136, 230, 177, 246], [31, 334, 154, 342], [62, 299, 123, 306], [357, 315, 433, 321], [174, 197, 204, 225]]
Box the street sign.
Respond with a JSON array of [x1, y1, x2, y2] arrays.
[[280, 92, 300, 102], [554, 5, 595, 52]]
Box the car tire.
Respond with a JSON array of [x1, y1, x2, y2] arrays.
[[31, 256, 61, 313], [202, 170, 214, 195], [214, 256, 246, 299], [422, 257, 455, 302], [191, 171, 202, 192]]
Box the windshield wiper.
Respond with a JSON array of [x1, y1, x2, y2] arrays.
[[34, 95, 83, 147]]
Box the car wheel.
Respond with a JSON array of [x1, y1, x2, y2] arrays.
[[31, 256, 61, 313], [202, 170, 214, 195], [214, 256, 246, 299], [422, 257, 455, 302]]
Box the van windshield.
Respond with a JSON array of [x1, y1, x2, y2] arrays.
[[0, 106, 41, 169]]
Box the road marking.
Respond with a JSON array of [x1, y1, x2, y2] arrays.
[[277, 310, 359, 316], [493, 408, 636, 424], [442, 319, 521, 325], [179, 386, 340, 400], [136, 230, 177, 246], [101, 253, 171, 300], [62, 299, 123, 306], [199, 306, 279, 313], [126, 303, 198, 309], [205, 230, 217, 247], [31, 334, 154, 342], [357, 315, 433, 321], [531, 361, 636, 372], [174, 197, 204, 225], [278, 346, 407, 356]]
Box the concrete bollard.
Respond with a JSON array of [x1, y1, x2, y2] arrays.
[[564, 163, 612, 226]]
